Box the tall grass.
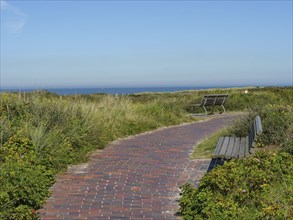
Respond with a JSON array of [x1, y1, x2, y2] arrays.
[[0, 91, 196, 218], [1, 92, 194, 168]]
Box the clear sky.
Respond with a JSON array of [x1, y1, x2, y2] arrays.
[[1, 0, 292, 89]]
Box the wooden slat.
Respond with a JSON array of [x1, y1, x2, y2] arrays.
[[244, 136, 250, 157], [253, 121, 257, 140], [219, 137, 230, 158], [202, 94, 229, 107], [250, 119, 258, 147], [248, 128, 254, 147], [231, 137, 241, 158], [225, 137, 235, 159], [252, 123, 259, 147], [213, 116, 262, 160], [213, 137, 224, 158], [214, 95, 228, 105], [205, 98, 216, 106], [249, 116, 263, 152], [255, 115, 263, 136], [239, 137, 247, 158], [204, 94, 228, 98]]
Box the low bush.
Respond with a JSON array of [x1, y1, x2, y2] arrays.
[[283, 123, 293, 154], [225, 104, 293, 154], [259, 104, 293, 147], [0, 134, 54, 219], [179, 151, 293, 219], [184, 96, 293, 219]]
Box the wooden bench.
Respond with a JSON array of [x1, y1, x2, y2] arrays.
[[213, 115, 263, 159], [191, 94, 229, 115]]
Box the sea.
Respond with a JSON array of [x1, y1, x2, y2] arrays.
[[0, 86, 249, 95], [0, 86, 230, 95]]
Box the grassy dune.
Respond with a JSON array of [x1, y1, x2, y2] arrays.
[[0, 90, 197, 219], [0, 86, 292, 219]]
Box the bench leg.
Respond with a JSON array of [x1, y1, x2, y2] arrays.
[[207, 158, 225, 171], [202, 106, 208, 115], [221, 105, 226, 113]]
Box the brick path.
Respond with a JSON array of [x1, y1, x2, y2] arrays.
[[39, 115, 236, 220]]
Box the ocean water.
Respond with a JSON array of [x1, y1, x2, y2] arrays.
[[1, 86, 225, 95]]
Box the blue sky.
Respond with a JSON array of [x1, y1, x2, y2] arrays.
[[1, 0, 292, 88]]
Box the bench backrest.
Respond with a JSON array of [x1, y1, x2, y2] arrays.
[[249, 115, 263, 149], [201, 94, 229, 106]]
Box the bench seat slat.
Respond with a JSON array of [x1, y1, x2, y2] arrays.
[[231, 137, 241, 158], [239, 137, 247, 158], [244, 136, 249, 157], [225, 137, 235, 159], [219, 137, 230, 158], [213, 115, 262, 161], [249, 129, 254, 149], [213, 137, 224, 158]]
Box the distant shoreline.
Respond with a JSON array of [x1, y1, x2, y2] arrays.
[[0, 85, 285, 95]]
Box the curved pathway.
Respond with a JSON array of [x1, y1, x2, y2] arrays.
[[39, 115, 236, 220]]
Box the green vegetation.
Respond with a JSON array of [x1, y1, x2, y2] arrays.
[[191, 129, 226, 159], [179, 152, 293, 219], [179, 88, 293, 219], [0, 91, 195, 219], [0, 86, 292, 219]]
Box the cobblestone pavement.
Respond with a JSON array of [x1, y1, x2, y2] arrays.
[[39, 115, 236, 220]]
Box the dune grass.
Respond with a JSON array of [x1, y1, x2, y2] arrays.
[[0, 91, 198, 219], [1, 86, 293, 219]]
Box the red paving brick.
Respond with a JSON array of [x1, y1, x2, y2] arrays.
[[39, 115, 236, 219]]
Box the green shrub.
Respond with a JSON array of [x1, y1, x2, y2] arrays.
[[0, 162, 53, 219], [259, 104, 293, 146], [225, 113, 258, 137], [282, 122, 293, 154], [0, 134, 54, 219], [224, 104, 293, 153], [179, 151, 293, 219]]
